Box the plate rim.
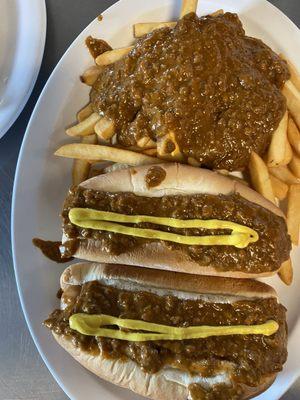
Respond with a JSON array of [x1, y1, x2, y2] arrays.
[[0, 0, 47, 139], [11, 0, 300, 399]]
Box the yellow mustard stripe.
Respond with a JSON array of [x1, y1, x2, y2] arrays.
[[69, 208, 259, 249], [69, 313, 279, 341]]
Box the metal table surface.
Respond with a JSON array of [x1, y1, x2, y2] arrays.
[[0, 0, 299, 399]]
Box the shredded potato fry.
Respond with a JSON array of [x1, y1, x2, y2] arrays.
[[180, 0, 198, 18], [249, 152, 276, 203], [278, 259, 293, 286], [289, 153, 300, 178], [94, 117, 115, 143], [267, 111, 288, 167], [283, 140, 293, 165], [55, 143, 161, 166], [72, 134, 98, 185], [95, 46, 133, 66], [210, 9, 224, 17], [270, 175, 288, 200], [134, 22, 176, 38], [287, 184, 300, 245], [269, 165, 300, 185], [157, 132, 184, 161], [77, 104, 93, 122], [66, 113, 100, 137], [283, 81, 300, 130], [288, 116, 300, 155], [80, 65, 102, 86]]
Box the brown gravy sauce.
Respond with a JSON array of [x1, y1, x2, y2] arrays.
[[85, 36, 111, 59], [145, 166, 167, 188], [90, 13, 290, 170], [32, 238, 75, 263]]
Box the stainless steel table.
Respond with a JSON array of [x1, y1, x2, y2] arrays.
[[1, 1, 299, 398]]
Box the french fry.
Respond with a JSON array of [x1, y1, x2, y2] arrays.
[[287, 184, 300, 245], [66, 112, 100, 137], [143, 148, 157, 156], [133, 22, 176, 38], [95, 47, 133, 66], [133, 5, 222, 37], [269, 165, 300, 185], [282, 80, 300, 130], [288, 116, 300, 155], [77, 104, 93, 122], [248, 152, 276, 203], [157, 131, 184, 161], [270, 175, 288, 200], [82, 134, 97, 145], [136, 136, 156, 149], [80, 65, 102, 86], [289, 153, 300, 178], [55, 143, 160, 166], [267, 111, 288, 167], [280, 54, 300, 92], [180, 0, 198, 18], [72, 135, 98, 185], [210, 9, 224, 17], [278, 259, 293, 286], [283, 140, 293, 165], [94, 117, 115, 143], [73, 159, 91, 185], [126, 146, 143, 152]]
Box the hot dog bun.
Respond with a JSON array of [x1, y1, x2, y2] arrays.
[[80, 164, 282, 216], [54, 334, 275, 400], [62, 163, 288, 278], [52, 262, 280, 400], [60, 262, 277, 300]]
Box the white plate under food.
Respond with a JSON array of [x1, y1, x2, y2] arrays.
[[0, 0, 46, 139], [11, 0, 300, 399]]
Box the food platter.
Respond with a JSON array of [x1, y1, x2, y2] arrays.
[[12, 0, 300, 399]]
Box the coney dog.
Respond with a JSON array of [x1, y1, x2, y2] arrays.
[[44, 262, 287, 400], [60, 163, 291, 278]]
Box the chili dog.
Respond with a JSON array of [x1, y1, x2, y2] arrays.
[[44, 262, 287, 400], [59, 164, 291, 278]]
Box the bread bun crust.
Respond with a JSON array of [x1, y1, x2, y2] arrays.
[[53, 333, 276, 400], [60, 262, 277, 300], [72, 240, 281, 279], [80, 163, 283, 217]]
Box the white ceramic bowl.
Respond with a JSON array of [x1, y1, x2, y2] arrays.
[[12, 0, 300, 399], [0, 0, 46, 138]]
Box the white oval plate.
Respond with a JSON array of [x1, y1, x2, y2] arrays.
[[0, 0, 46, 139], [12, 0, 300, 399]]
